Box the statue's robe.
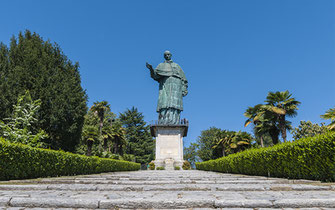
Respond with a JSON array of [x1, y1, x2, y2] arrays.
[[150, 60, 188, 114]]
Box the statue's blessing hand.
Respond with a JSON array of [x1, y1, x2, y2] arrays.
[[146, 62, 152, 70]]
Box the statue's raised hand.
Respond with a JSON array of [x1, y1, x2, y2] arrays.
[[146, 62, 153, 70]]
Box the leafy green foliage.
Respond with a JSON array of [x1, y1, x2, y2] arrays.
[[119, 107, 154, 165], [321, 107, 335, 130], [197, 127, 253, 161], [75, 103, 127, 158], [0, 30, 87, 151], [244, 90, 300, 144], [81, 125, 99, 156], [0, 138, 140, 181], [182, 161, 191, 170], [156, 166, 165, 170], [0, 91, 48, 148], [291, 121, 327, 140], [90, 101, 110, 136], [196, 132, 335, 182], [264, 90, 300, 142], [183, 143, 199, 168], [197, 127, 223, 161], [253, 133, 273, 148], [174, 166, 180, 170], [149, 162, 155, 170], [244, 104, 279, 146]]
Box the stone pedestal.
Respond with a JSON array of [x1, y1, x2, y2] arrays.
[[150, 124, 188, 170]]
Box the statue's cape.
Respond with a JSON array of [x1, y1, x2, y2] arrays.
[[155, 62, 186, 81]]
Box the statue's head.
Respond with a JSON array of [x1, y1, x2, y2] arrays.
[[164, 50, 172, 61]]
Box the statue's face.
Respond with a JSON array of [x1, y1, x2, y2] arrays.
[[164, 52, 172, 61]]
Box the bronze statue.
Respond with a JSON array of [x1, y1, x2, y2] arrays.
[[146, 51, 188, 124]]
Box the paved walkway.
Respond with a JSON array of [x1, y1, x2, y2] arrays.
[[0, 170, 335, 209]]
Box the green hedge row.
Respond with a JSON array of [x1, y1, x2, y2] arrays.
[[0, 138, 140, 180], [196, 132, 335, 182]]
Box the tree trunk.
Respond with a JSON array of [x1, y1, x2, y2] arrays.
[[269, 126, 280, 145], [119, 144, 123, 156], [280, 115, 286, 142], [114, 142, 118, 154], [103, 138, 108, 152], [87, 141, 93, 156], [98, 118, 103, 151], [99, 121, 103, 136], [222, 146, 226, 157], [260, 136, 264, 147]]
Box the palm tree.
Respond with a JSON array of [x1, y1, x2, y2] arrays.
[[102, 126, 113, 152], [213, 131, 252, 156], [264, 90, 300, 142], [244, 104, 267, 147], [244, 104, 280, 146], [90, 101, 110, 136], [321, 107, 335, 130], [82, 125, 99, 156], [230, 131, 252, 153], [111, 126, 127, 155], [212, 130, 231, 157]]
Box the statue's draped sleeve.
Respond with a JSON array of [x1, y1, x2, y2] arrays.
[[151, 62, 188, 112], [177, 64, 188, 97], [150, 67, 160, 81]]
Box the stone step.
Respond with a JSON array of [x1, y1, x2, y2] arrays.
[[0, 183, 332, 191], [1, 196, 335, 209], [0, 170, 334, 209], [5, 179, 296, 185]]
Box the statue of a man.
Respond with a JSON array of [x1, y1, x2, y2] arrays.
[[146, 51, 188, 125]]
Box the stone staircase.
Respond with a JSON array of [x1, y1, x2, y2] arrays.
[[0, 170, 335, 209]]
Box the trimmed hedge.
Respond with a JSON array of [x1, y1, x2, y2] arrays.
[[196, 132, 335, 182], [0, 138, 140, 180]]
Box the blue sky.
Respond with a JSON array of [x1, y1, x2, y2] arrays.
[[1, 0, 334, 146]]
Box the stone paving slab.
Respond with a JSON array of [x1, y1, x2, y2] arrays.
[[2, 190, 335, 201], [0, 183, 332, 191], [0, 170, 334, 209], [9, 198, 98, 209]]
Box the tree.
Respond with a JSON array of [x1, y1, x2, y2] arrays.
[[119, 107, 154, 165], [321, 107, 335, 130], [264, 90, 300, 142], [0, 91, 48, 148], [212, 130, 252, 157], [0, 30, 87, 151], [245, 91, 300, 144], [197, 127, 253, 161], [82, 125, 99, 156], [245, 104, 266, 147], [107, 120, 127, 155], [244, 104, 279, 145], [229, 131, 253, 153], [196, 127, 223, 161], [212, 130, 234, 157], [183, 143, 199, 168], [90, 101, 110, 136], [76, 103, 121, 157], [291, 121, 327, 140]]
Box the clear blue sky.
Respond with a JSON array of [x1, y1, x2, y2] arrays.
[[1, 0, 334, 146]]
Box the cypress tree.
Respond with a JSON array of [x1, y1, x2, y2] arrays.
[[0, 30, 87, 151], [119, 107, 154, 165]]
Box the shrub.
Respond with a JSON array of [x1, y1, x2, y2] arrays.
[[174, 166, 180, 170], [182, 161, 191, 170], [156, 166, 165, 170], [196, 132, 335, 182], [149, 162, 155, 170], [0, 138, 140, 181]]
